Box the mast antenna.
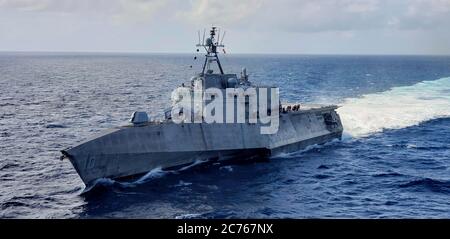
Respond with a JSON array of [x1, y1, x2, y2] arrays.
[[220, 31, 226, 45], [197, 30, 201, 45], [196, 26, 226, 75], [217, 29, 221, 46], [202, 29, 206, 45]]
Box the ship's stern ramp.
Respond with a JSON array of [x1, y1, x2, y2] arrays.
[[268, 104, 343, 154]]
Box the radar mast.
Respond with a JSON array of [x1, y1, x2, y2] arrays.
[[196, 27, 225, 75]]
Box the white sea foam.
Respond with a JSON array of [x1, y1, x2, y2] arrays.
[[81, 160, 208, 192], [133, 167, 167, 184], [338, 77, 450, 138], [178, 159, 207, 171], [220, 166, 234, 172], [81, 167, 169, 193], [270, 138, 341, 159], [175, 213, 202, 219], [81, 178, 116, 194], [173, 180, 193, 187]]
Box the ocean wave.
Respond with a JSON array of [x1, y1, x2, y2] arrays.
[[313, 174, 332, 180], [81, 178, 117, 194], [270, 138, 341, 159], [219, 166, 234, 172], [399, 178, 450, 193], [1, 201, 30, 210], [386, 143, 449, 150], [317, 165, 330, 169], [178, 159, 208, 171], [175, 213, 202, 219], [132, 167, 167, 184], [173, 180, 193, 187], [81, 167, 169, 194], [338, 77, 450, 138], [81, 160, 212, 193], [45, 124, 68, 129], [372, 172, 405, 178]]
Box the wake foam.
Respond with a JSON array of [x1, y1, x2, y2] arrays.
[[338, 77, 450, 138], [270, 138, 341, 159], [81, 167, 169, 194], [81, 160, 211, 193], [133, 167, 167, 184]]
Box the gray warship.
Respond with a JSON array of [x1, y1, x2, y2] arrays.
[[61, 27, 343, 186]]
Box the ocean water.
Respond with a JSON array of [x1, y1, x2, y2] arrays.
[[1, 53, 450, 218]]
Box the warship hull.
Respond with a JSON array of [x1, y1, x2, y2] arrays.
[[62, 105, 343, 186]]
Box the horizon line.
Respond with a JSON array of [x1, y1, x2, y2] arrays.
[[1, 50, 450, 57]]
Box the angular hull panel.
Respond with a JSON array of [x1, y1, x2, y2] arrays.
[[63, 106, 343, 185]]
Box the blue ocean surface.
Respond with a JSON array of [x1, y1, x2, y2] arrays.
[[0, 53, 449, 218]]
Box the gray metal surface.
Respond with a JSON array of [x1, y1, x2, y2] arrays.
[[62, 105, 343, 185]]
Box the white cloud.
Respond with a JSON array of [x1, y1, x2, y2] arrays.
[[0, 0, 170, 23], [177, 0, 262, 26], [343, 0, 379, 13], [1, 0, 449, 31], [0, 0, 114, 13], [112, 0, 169, 24], [399, 0, 450, 29], [176, 0, 450, 32], [0, 0, 449, 53]]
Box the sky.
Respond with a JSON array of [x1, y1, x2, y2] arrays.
[[0, 0, 450, 55]]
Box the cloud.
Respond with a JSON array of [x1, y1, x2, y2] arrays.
[[177, 0, 262, 26], [112, 0, 169, 24], [0, 0, 114, 13], [0, 0, 449, 54], [177, 0, 450, 32], [399, 0, 450, 30], [344, 0, 379, 13], [1, 0, 449, 31], [251, 0, 384, 32], [0, 0, 170, 23]]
